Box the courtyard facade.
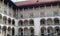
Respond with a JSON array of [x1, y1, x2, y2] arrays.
[[0, 0, 60, 36]]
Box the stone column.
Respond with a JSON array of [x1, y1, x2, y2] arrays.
[[34, 18, 40, 36], [15, 19, 18, 36]]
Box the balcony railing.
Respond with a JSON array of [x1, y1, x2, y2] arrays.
[[40, 23, 60, 26]]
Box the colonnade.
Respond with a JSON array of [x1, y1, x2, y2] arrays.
[[0, 26, 15, 36], [41, 26, 60, 36]]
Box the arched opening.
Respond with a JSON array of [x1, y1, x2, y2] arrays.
[[0, 14, 2, 23], [12, 19, 15, 25], [12, 27, 15, 36], [30, 27, 34, 36], [54, 27, 60, 36], [24, 28, 29, 36], [8, 18, 11, 25], [3, 16, 7, 24], [41, 27, 46, 36], [0, 14, 2, 19], [18, 28, 23, 36], [2, 26, 7, 36], [18, 20, 23, 26], [29, 19, 34, 26], [7, 27, 11, 36], [24, 20, 28, 26], [40, 19, 46, 25], [54, 18, 59, 25], [0, 26, 1, 33], [47, 18, 52, 25], [47, 27, 53, 36]]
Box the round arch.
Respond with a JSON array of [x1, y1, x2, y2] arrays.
[[2, 26, 7, 31], [18, 20, 23, 26], [29, 19, 34, 26], [54, 26, 60, 36], [12, 19, 15, 25], [3, 16, 7, 24], [8, 27, 11, 31], [0, 14, 2, 19], [47, 27, 53, 36], [12, 27, 15, 36], [18, 28, 23, 36], [24, 27, 29, 35], [47, 18, 52, 25], [8, 18, 11, 24], [7, 27, 12, 36], [2, 26, 7, 36], [41, 27, 46, 36], [54, 18, 59, 25], [24, 20, 28, 26], [29, 27, 34, 36], [40, 18, 46, 25], [18, 28, 23, 32], [55, 26, 60, 32]]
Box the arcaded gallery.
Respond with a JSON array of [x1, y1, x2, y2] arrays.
[[0, 0, 60, 36]]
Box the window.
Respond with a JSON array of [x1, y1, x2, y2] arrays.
[[40, 12, 45, 17], [53, 10, 59, 16]]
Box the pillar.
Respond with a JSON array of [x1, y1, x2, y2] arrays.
[[34, 18, 40, 36], [15, 19, 18, 36]]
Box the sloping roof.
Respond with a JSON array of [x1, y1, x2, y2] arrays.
[[15, 0, 59, 6]]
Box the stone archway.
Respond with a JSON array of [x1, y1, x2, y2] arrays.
[[18, 20, 23, 26], [29, 27, 34, 36], [54, 18, 59, 25], [8, 18, 11, 25], [2, 26, 7, 36], [24, 20, 28, 26], [12, 27, 15, 36], [3, 16, 7, 24], [12, 19, 15, 25], [54, 26, 60, 36], [41, 27, 46, 36], [40, 19, 46, 25], [24, 27, 29, 36], [29, 19, 34, 26], [47, 27, 53, 36], [7, 27, 11, 36], [18, 28, 23, 36], [47, 18, 52, 25]]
